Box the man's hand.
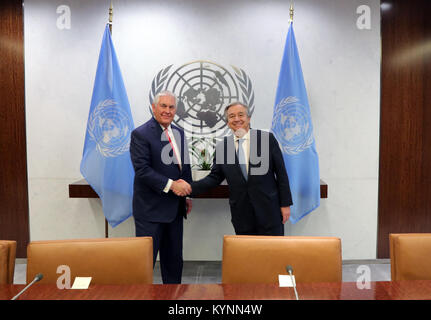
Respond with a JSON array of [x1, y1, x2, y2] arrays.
[[186, 198, 192, 215], [281, 206, 291, 224], [170, 179, 192, 197]]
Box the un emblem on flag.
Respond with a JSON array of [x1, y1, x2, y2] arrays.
[[88, 99, 132, 157], [149, 60, 255, 138], [272, 96, 314, 155]]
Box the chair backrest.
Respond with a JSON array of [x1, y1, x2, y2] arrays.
[[390, 233, 431, 281], [222, 235, 342, 284], [0, 240, 17, 284], [26, 237, 153, 285]]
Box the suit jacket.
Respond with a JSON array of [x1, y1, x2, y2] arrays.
[[130, 117, 192, 223], [191, 129, 292, 232]]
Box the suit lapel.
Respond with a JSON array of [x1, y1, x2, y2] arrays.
[[171, 125, 183, 172], [151, 117, 181, 172], [249, 129, 258, 179]]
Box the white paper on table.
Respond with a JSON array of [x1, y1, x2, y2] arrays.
[[278, 275, 296, 287], [70, 277, 92, 289]]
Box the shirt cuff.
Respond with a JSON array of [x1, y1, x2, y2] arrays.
[[163, 179, 173, 193]]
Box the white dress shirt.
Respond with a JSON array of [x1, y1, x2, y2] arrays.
[[234, 129, 250, 174], [161, 124, 181, 193]]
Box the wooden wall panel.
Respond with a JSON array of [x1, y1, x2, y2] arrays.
[[0, 0, 29, 258], [378, 0, 431, 258]]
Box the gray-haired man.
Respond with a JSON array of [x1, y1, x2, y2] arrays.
[[130, 91, 192, 283], [191, 102, 292, 235]]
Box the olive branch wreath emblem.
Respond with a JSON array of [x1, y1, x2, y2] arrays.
[[272, 96, 314, 155], [231, 66, 255, 116], [88, 99, 131, 158], [148, 62, 256, 165], [148, 63, 255, 119], [148, 65, 173, 106]]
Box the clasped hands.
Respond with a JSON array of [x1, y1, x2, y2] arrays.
[[170, 179, 192, 197]]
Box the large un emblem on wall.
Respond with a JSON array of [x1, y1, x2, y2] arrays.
[[149, 60, 255, 138]]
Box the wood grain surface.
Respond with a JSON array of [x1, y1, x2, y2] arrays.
[[0, 0, 29, 258]]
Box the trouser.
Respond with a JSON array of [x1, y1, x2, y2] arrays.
[[235, 223, 284, 236], [134, 209, 183, 284], [233, 202, 285, 236]]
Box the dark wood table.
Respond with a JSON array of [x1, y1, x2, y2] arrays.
[[68, 178, 327, 238], [69, 179, 328, 199], [2, 281, 431, 300]]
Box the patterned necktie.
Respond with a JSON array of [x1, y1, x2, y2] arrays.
[[237, 138, 248, 180], [164, 128, 181, 170]]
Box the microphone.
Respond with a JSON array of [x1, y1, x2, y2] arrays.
[[286, 266, 299, 300], [11, 273, 43, 300]]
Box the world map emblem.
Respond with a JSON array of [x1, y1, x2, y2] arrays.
[[88, 99, 132, 157], [149, 60, 255, 138], [272, 96, 314, 155]]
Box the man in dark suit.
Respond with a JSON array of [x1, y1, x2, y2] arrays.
[[191, 102, 292, 236], [130, 91, 192, 284]]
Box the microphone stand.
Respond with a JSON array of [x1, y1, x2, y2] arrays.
[[288, 269, 299, 300], [286, 266, 299, 300], [11, 274, 43, 300]]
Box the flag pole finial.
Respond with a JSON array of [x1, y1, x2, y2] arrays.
[[108, 1, 113, 33], [289, 4, 294, 23]]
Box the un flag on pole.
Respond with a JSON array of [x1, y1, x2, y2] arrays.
[[271, 23, 320, 224], [80, 24, 135, 227]]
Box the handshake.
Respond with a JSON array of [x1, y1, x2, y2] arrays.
[[170, 179, 192, 197]]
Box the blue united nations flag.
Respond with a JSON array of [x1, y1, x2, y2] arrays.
[[271, 22, 320, 224], [80, 24, 135, 227]]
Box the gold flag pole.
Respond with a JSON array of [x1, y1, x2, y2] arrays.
[[104, 0, 113, 238], [289, 3, 294, 23], [108, 0, 113, 34]]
